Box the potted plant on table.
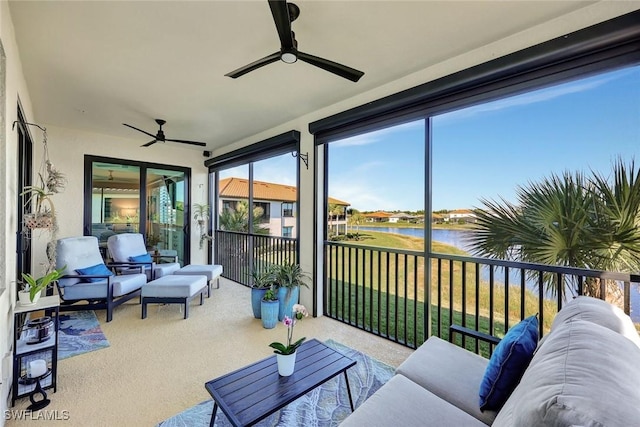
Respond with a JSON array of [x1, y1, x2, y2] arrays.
[[269, 304, 309, 376], [276, 261, 310, 321], [260, 288, 280, 329], [249, 264, 278, 319], [18, 267, 65, 306]]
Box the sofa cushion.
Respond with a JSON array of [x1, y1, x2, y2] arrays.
[[75, 263, 115, 283], [396, 336, 496, 425], [479, 315, 538, 411], [340, 374, 487, 427], [493, 319, 640, 427], [551, 295, 640, 348]]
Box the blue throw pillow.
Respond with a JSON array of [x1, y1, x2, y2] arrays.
[[129, 253, 152, 263], [479, 315, 539, 411], [75, 263, 114, 283]]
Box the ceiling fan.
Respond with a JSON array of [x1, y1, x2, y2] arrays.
[[225, 0, 364, 82], [122, 119, 207, 148]]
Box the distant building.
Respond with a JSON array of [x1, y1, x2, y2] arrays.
[[219, 177, 349, 237], [389, 212, 423, 223], [444, 209, 477, 223], [364, 211, 393, 223]]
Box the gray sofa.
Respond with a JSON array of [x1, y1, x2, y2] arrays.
[[341, 296, 640, 426]]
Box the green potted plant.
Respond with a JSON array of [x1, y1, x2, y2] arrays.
[[18, 267, 65, 306], [249, 264, 278, 319], [276, 261, 310, 321], [260, 288, 279, 329], [145, 233, 162, 251]]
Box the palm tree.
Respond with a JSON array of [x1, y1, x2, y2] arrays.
[[328, 203, 344, 236], [467, 160, 640, 299], [219, 200, 269, 235], [348, 209, 365, 237]]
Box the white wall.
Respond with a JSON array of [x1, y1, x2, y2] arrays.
[[29, 125, 210, 273], [204, 2, 639, 312], [0, 0, 37, 420]]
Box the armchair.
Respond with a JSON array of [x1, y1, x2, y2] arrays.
[[107, 233, 180, 280], [56, 236, 147, 322]]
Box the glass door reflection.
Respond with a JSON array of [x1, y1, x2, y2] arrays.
[[146, 168, 187, 265]]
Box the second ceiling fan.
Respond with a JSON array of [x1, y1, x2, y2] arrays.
[[122, 119, 207, 148], [225, 0, 364, 82]]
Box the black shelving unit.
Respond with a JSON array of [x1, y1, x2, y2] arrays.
[[12, 295, 59, 407]]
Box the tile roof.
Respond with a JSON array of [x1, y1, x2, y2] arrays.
[[364, 211, 393, 218], [219, 177, 349, 206]]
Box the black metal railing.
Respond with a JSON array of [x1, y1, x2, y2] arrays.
[[215, 230, 297, 286], [324, 240, 639, 354]]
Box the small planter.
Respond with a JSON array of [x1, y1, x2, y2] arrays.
[[277, 286, 299, 321], [276, 352, 296, 376], [261, 299, 279, 329], [251, 288, 268, 318], [18, 290, 40, 306], [23, 213, 54, 230]]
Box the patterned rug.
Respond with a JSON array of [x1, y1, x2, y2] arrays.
[[58, 310, 110, 360], [158, 339, 394, 426]]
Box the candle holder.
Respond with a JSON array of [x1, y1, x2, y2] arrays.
[[20, 369, 52, 410]]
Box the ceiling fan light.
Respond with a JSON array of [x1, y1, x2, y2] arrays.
[[281, 52, 297, 64]]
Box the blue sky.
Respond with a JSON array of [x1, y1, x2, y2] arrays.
[[220, 64, 639, 213], [330, 64, 639, 212]]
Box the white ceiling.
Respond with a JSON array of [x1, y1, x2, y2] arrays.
[[8, 0, 610, 153]]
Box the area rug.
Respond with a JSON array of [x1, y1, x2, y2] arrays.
[[58, 310, 110, 360], [157, 339, 394, 426]]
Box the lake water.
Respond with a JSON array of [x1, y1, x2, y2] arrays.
[[358, 226, 640, 321]]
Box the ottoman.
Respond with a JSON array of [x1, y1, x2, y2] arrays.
[[141, 275, 208, 319], [173, 264, 223, 297]]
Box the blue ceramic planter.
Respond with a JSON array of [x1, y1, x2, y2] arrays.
[[277, 286, 299, 321], [251, 288, 268, 318], [261, 299, 279, 329]]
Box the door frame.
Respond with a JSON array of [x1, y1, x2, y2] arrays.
[[15, 106, 33, 280], [83, 155, 192, 264]]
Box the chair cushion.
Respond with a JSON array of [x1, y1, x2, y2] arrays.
[[129, 253, 152, 263], [107, 233, 147, 263], [56, 236, 106, 288], [175, 264, 223, 280], [63, 273, 146, 300], [479, 315, 538, 411], [152, 262, 181, 278], [493, 319, 640, 427], [75, 263, 114, 283]]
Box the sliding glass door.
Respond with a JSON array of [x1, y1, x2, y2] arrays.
[[86, 156, 190, 265], [146, 168, 187, 264]]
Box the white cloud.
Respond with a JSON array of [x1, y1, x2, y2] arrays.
[[332, 120, 424, 148], [437, 73, 618, 124]]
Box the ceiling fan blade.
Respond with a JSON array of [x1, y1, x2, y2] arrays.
[[164, 138, 207, 147], [225, 52, 281, 79], [268, 0, 295, 50], [297, 51, 364, 82], [142, 139, 158, 147], [123, 123, 157, 139]]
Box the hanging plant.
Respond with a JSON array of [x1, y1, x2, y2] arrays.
[[20, 125, 66, 232], [21, 173, 56, 230], [193, 203, 212, 250]]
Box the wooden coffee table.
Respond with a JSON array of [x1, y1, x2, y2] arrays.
[[204, 339, 357, 426]]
